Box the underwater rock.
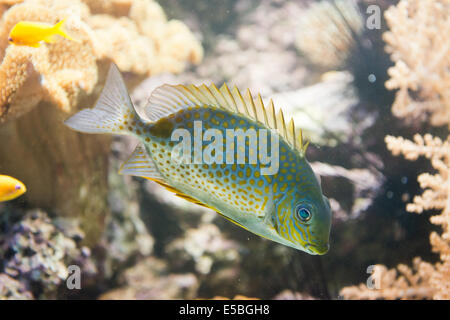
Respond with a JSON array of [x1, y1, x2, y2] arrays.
[[0, 0, 202, 245], [166, 223, 241, 275], [153, 0, 312, 97], [0, 209, 94, 299], [310, 161, 383, 220], [98, 137, 155, 279], [98, 256, 199, 300]]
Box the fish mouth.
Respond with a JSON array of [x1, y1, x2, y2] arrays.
[[306, 243, 329, 255]]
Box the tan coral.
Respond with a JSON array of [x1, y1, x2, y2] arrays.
[[342, 134, 449, 299], [0, 0, 203, 121], [341, 139, 450, 300], [340, 259, 435, 300], [383, 0, 450, 128], [0, 0, 203, 245], [0, 0, 97, 120], [340, 0, 450, 300]]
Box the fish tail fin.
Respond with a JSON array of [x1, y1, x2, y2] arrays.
[[65, 63, 138, 135], [53, 18, 80, 43]]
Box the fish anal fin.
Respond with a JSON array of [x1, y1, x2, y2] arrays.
[[149, 179, 217, 211]]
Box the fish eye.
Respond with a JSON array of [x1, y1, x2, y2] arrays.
[[295, 205, 312, 222], [8, 37, 13, 42], [15, 185, 21, 190]]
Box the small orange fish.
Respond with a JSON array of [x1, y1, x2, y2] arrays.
[[8, 18, 78, 48], [0, 175, 26, 202]]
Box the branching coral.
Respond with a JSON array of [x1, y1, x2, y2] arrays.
[[341, 135, 449, 299], [386, 134, 450, 300], [383, 0, 450, 127], [340, 259, 435, 299], [340, 0, 450, 300]]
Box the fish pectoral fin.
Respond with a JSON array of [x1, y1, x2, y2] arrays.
[[119, 143, 164, 180], [175, 193, 215, 210], [216, 211, 272, 241], [215, 211, 249, 231]]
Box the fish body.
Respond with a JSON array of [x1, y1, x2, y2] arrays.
[[65, 64, 332, 255], [8, 19, 77, 47], [0, 175, 26, 202]]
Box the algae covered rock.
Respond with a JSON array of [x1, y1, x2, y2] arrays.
[[99, 256, 199, 300], [0, 209, 93, 299], [0, 273, 33, 300]]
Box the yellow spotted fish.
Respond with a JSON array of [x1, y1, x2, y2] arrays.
[[65, 64, 332, 255], [8, 18, 78, 48], [0, 175, 26, 202]]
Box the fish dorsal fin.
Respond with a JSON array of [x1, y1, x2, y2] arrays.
[[144, 84, 309, 156], [119, 144, 164, 180]]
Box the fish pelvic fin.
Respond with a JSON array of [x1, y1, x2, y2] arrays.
[[52, 18, 80, 43], [65, 63, 140, 135], [119, 143, 163, 180]]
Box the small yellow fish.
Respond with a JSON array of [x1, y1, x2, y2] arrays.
[[8, 18, 78, 48], [0, 175, 26, 202]]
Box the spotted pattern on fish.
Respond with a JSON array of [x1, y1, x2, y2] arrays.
[[64, 64, 332, 254]]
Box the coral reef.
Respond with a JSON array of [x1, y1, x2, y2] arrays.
[[340, 0, 450, 300], [3, 0, 443, 301], [341, 134, 449, 299], [0, 0, 202, 244]]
